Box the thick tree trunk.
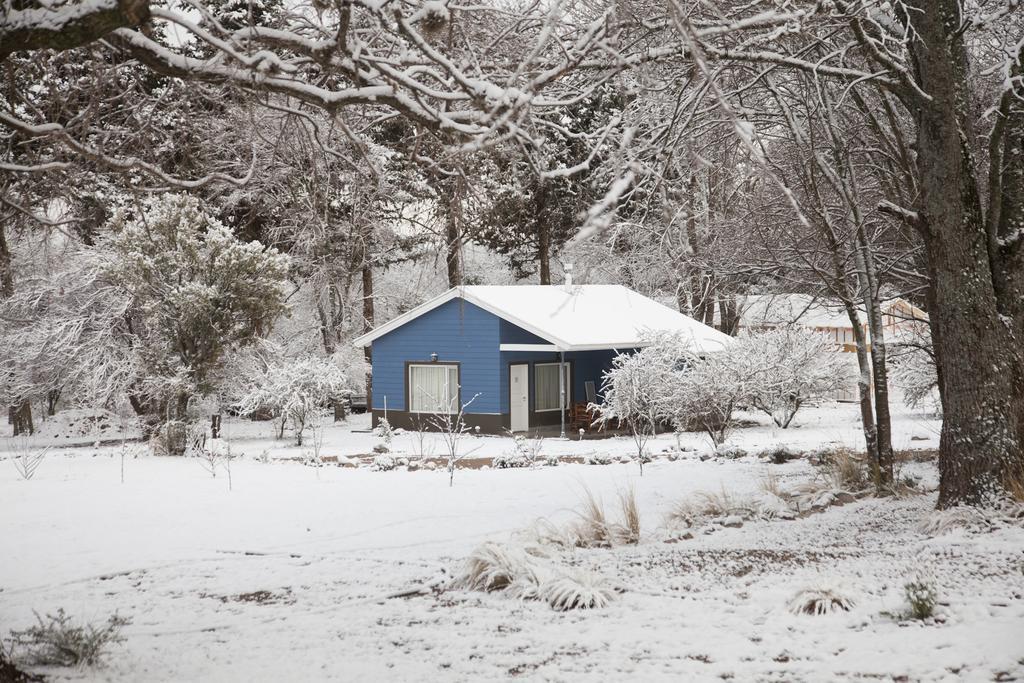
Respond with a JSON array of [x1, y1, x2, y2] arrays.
[[361, 263, 374, 412], [10, 400, 34, 436], [908, 1, 1024, 506], [989, 45, 1024, 477], [165, 392, 190, 456]]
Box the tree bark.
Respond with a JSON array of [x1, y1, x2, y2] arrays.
[[444, 176, 463, 287], [361, 262, 374, 412], [0, 222, 12, 299], [842, 300, 879, 468], [0, 0, 150, 60], [908, 0, 1024, 506], [853, 239, 894, 486], [536, 181, 551, 285]]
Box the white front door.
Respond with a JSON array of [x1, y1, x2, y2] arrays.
[[510, 364, 529, 432]]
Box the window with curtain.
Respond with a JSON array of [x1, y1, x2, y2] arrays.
[[408, 364, 459, 413], [535, 362, 569, 412]]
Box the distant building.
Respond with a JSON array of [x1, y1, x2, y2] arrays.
[[725, 293, 930, 401]]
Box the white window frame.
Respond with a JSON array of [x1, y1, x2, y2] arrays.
[[408, 363, 460, 414], [534, 362, 570, 413]]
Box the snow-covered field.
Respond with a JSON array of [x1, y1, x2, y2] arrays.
[[2, 403, 1022, 681]]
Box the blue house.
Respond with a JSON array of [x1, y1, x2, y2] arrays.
[[353, 283, 732, 434]]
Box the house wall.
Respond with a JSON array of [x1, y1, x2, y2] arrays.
[[370, 298, 502, 426], [369, 298, 630, 433], [497, 347, 623, 426]]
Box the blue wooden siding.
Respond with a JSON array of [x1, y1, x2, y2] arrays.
[[497, 347, 625, 413], [370, 298, 501, 413], [499, 318, 551, 345]]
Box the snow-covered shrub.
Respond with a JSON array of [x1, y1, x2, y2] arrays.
[[787, 587, 855, 615], [592, 345, 671, 474], [234, 352, 354, 446], [762, 443, 799, 464], [737, 328, 852, 428], [372, 454, 397, 472], [715, 443, 748, 459], [584, 452, 615, 466], [8, 609, 129, 667], [540, 569, 615, 611], [544, 453, 561, 467], [903, 578, 938, 620], [373, 418, 395, 446], [493, 433, 545, 469]]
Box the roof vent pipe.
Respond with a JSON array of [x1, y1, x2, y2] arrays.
[[564, 263, 573, 289]]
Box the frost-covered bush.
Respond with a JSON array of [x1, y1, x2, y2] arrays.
[[762, 443, 799, 464], [583, 452, 615, 466], [373, 418, 395, 446], [715, 443, 748, 459], [592, 344, 674, 473], [903, 578, 938, 620], [493, 433, 544, 469], [372, 454, 397, 471], [234, 352, 355, 446], [8, 609, 130, 668], [737, 328, 852, 428], [787, 586, 855, 615]]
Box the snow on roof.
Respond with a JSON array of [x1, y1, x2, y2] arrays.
[[739, 294, 852, 329], [734, 293, 929, 330], [354, 284, 734, 352]]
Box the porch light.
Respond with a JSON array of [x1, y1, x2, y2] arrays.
[[430, 353, 438, 362]]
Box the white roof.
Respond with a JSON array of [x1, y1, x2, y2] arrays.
[[733, 293, 929, 330], [353, 285, 734, 352], [739, 294, 851, 329]]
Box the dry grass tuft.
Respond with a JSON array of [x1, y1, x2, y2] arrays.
[[822, 448, 870, 492], [570, 487, 641, 547], [457, 542, 542, 593], [760, 469, 782, 497], [540, 569, 615, 611], [617, 487, 641, 545], [572, 489, 614, 548], [787, 586, 855, 615]]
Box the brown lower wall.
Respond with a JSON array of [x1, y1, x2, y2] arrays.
[[372, 409, 568, 435]]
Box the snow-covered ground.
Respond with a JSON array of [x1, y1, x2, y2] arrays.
[[2, 402, 1021, 681]]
